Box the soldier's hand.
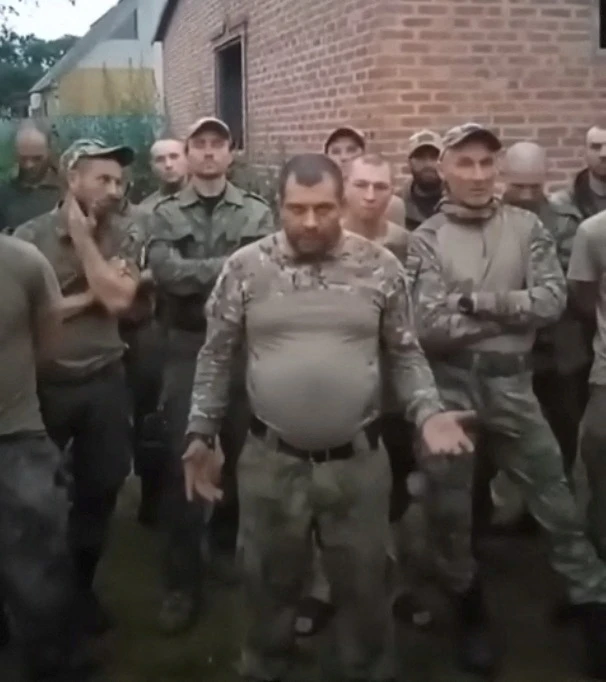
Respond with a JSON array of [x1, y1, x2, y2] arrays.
[[63, 192, 96, 239], [107, 257, 129, 277], [420, 410, 476, 456], [182, 437, 225, 503]]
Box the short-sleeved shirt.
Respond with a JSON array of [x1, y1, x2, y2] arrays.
[[568, 211, 606, 385], [0, 235, 61, 434], [14, 209, 143, 380]]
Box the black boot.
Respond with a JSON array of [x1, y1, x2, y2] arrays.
[[581, 603, 606, 679], [454, 578, 497, 677]]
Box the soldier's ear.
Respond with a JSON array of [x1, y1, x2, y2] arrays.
[[437, 158, 445, 182], [66, 167, 79, 192]]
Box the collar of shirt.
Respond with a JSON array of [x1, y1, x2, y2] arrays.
[[178, 180, 244, 209]]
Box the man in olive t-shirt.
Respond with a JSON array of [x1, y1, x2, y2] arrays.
[[0, 233, 99, 680]]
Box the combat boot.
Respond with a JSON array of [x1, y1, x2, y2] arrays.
[[581, 603, 606, 679], [453, 578, 497, 677]]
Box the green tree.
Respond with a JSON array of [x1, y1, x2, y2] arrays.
[[0, 31, 77, 116]]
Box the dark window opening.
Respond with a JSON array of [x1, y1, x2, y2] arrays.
[[111, 11, 138, 40], [600, 0, 606, 49], [216, 40, 244, 150]]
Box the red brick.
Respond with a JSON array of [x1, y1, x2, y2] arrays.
[[161, 0, 602, 191]]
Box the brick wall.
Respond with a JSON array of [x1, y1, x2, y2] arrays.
[[162, 0, 606, 191]]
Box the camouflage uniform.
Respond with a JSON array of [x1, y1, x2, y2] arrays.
[[0, 166, 61, 234], [407, 199, 606, 607], [187, 231, 444, 681], [147, 181, 273, 623]]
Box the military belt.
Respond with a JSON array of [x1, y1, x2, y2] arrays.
[[249, 416, 379, 463], [444, 350, 532, 377]]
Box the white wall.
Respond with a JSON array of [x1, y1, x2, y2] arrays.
[[77, 0, 165, 70]]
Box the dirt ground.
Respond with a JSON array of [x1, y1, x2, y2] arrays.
[[0, 481, 596, 681]]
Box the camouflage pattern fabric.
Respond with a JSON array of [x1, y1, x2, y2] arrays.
[[406, 203, 566, 352], [407, 204, 606, 604], [0, 435, 77, 678], [237, 432, 394, 681], [187, 230, 444, 438]]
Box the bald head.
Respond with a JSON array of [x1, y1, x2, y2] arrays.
[[15, 123, 51, 184], [150, 138, 187, 190], [502, 141, 548, 213], [585, 126, 606, 180]]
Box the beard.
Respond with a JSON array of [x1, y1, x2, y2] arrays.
[[412, 173, 441, 194]]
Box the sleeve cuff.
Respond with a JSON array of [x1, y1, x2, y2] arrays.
[[412, 401, 445, 429], [186, 416, 220, 438]]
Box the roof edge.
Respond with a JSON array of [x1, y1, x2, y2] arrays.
[[153, 0, 180, 42]]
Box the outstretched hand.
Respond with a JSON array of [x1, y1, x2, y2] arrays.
[[182, 437, 225, 503], [421, 410, 476, 456]]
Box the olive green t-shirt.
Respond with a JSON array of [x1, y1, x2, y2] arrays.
[[0, 235, 61, 434], [14, 209, 143, 380]]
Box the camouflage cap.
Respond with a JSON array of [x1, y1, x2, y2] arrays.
[[323, 126, 366, 153], [186, 117, 231, 141], [60, 138, 135, 173], [408, 129, 443, 157], [440, 123, 502, 157]]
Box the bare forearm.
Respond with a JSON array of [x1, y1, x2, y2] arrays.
[[58, 292, 95, 320], [72, 234, 137, 314]]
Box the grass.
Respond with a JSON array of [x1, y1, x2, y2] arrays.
[[92, 479, 594, 682]]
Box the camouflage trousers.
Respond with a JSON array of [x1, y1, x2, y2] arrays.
[[426, 361, 606, 604], [0, 433, 78, 677], [237, 430, 394, 681]]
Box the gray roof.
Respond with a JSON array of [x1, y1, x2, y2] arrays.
[[30, 0, 139, 93]]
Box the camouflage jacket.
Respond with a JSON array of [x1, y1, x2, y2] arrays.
[[406, 204, 566, 355], [147, 181, 274, 332], [0, 167, 61, 234], [187, 230, 444, 437]]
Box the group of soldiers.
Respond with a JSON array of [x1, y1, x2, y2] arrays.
[[1, 112, 606, 682]]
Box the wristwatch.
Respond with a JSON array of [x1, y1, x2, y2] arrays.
[[457, 295, 475, 315], [186, 432, 215, 449]]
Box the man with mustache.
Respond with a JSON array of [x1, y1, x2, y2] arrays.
[[403, 130, 443, 232]]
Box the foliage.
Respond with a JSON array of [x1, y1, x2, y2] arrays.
[[52, 114, 165, 201], [0, 30, 77, 116], [0, 113, 164, 201]]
